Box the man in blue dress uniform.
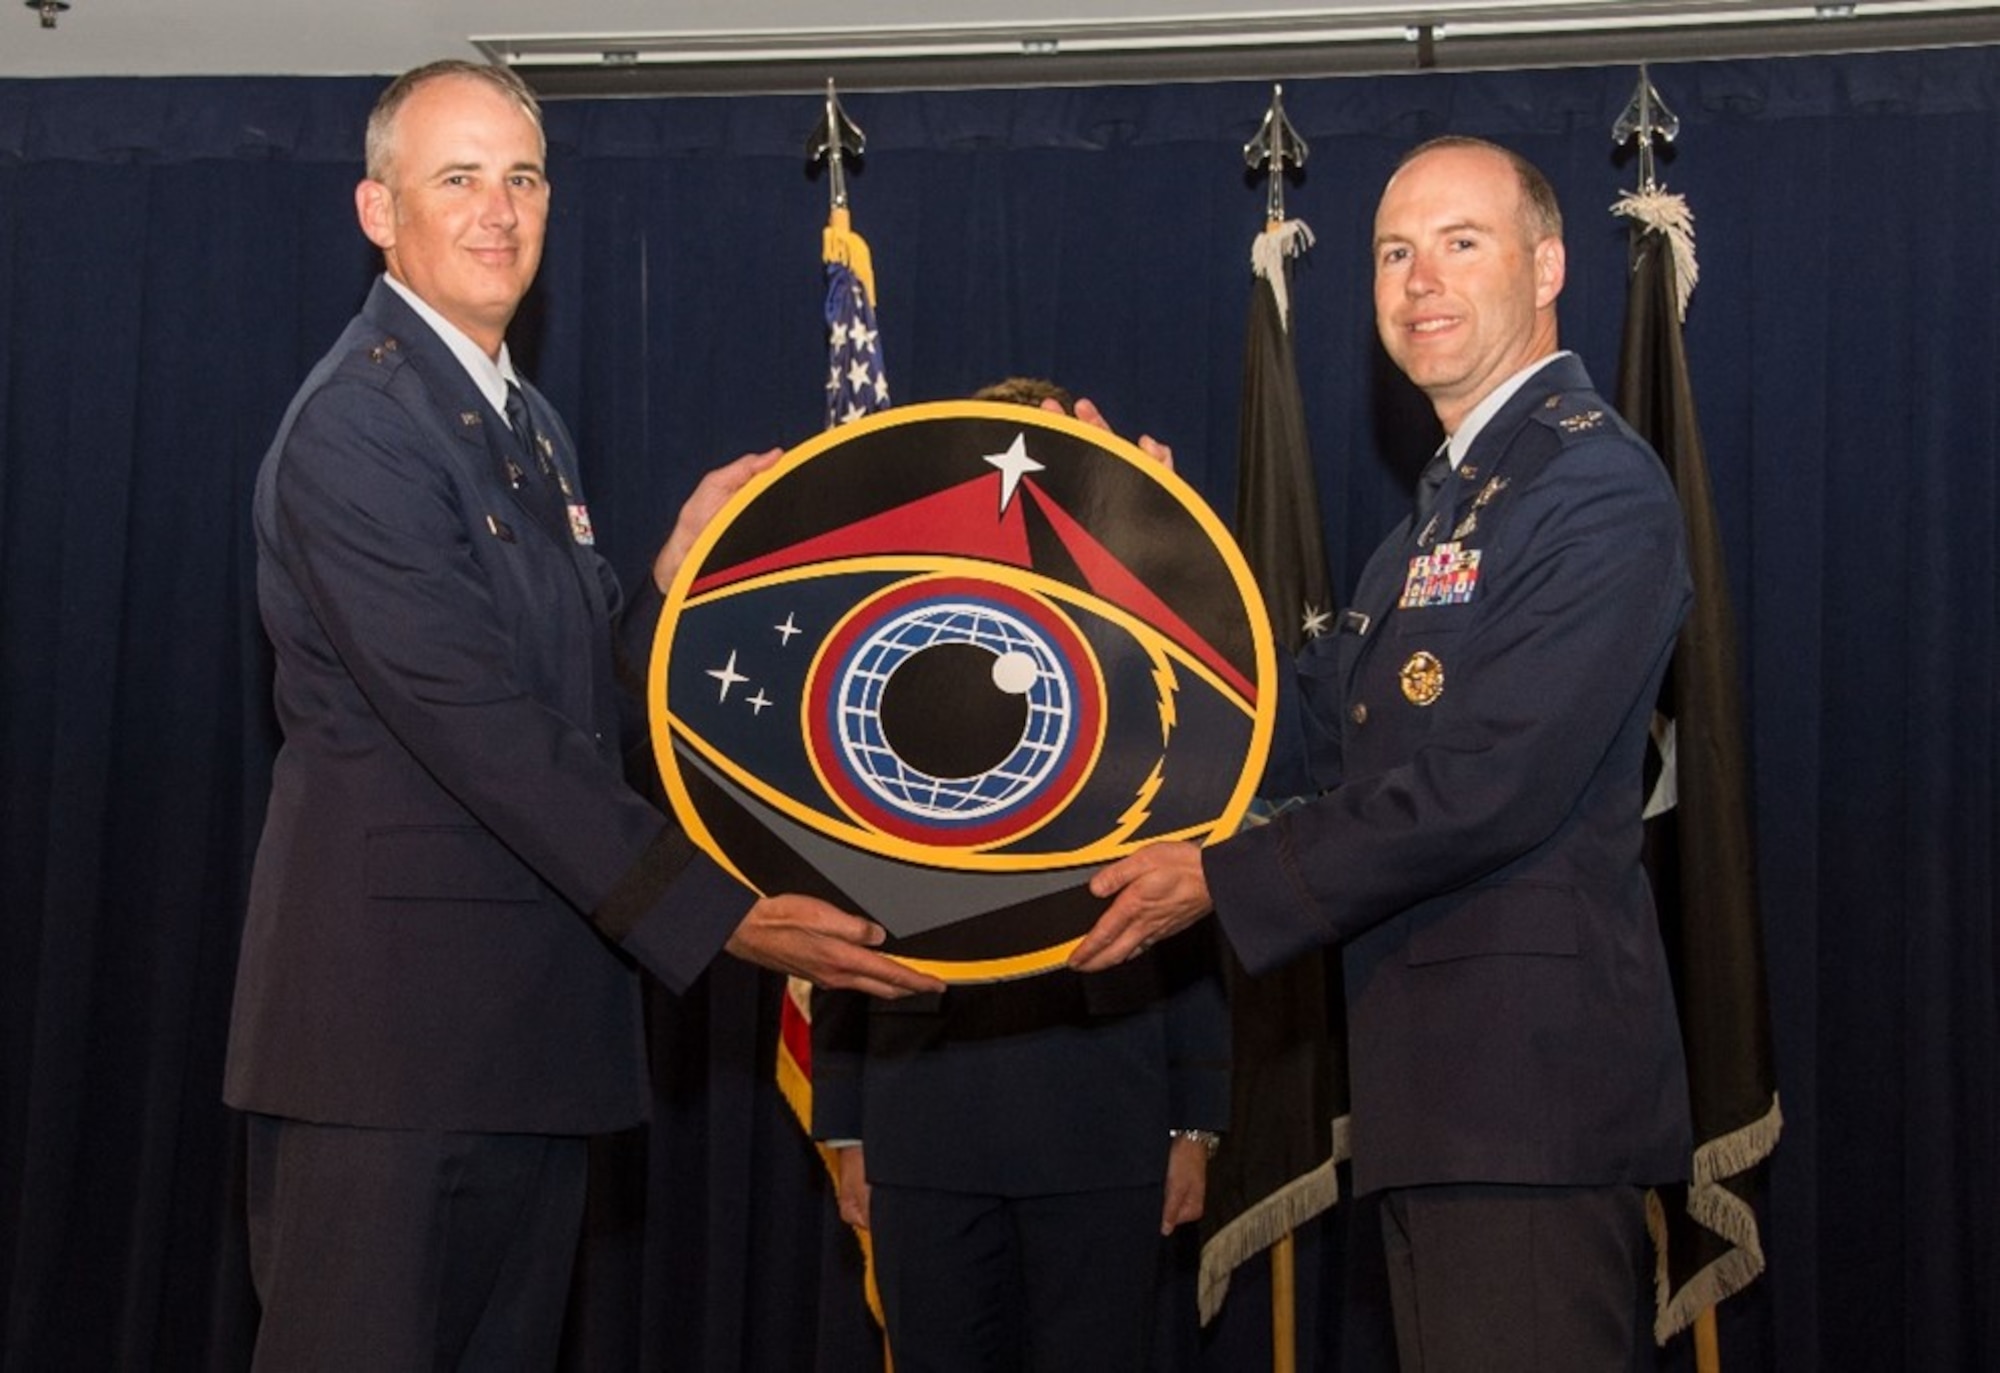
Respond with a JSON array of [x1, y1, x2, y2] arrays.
[[1074, 137, 1694, 1371]]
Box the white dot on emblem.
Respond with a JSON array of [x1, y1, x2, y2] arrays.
[[991, 650, 1038, 695]]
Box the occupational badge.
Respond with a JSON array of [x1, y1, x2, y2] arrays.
[[1399, 650, 1445, 706], [650, 401, 1275, 982]]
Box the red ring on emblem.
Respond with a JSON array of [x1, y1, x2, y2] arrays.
[[805, 575, 1105, 848]]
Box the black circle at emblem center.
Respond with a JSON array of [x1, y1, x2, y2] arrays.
[[878, 643, 1029, 780]]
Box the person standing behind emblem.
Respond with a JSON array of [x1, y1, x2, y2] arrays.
[[811, 377, 1229, 1373], [224, 59, 940, 1373], [1071, 139, 1695, 1371]]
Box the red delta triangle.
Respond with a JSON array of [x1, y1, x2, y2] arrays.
[[1022, 479, 1256, 704], [688, 466, 1254, 708], [690, 473, 1032, 595]]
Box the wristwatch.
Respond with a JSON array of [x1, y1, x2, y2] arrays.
[[1169, 1128, 1222, 1156]]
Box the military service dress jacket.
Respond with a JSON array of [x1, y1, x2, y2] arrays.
[[227, 279, 742, 1136], [1205, 353, 1695, 1197]]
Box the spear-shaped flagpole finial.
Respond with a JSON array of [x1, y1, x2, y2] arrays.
[[807, 78, 867, 213], [1244, 83, 1308, 228], [1613, 64, 1681, 192]]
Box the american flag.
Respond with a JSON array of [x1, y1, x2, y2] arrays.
[[824, 250, 889, 428]]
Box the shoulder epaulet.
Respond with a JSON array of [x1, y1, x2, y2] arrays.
[[1530, 389, 1615, 444], [330, 332, 412, 389]]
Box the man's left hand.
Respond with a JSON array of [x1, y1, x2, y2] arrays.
[[653, 448, 783, 593], [1161, 1134, 1210, 1235]]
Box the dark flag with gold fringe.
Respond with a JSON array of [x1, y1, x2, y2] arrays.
[[1612, 180, 1782, 1345], [1196, 212, 1350, 1327]]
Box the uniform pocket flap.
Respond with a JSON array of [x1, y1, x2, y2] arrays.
[[1405, 883, 1579, 966]]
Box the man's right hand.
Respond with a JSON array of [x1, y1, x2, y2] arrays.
[[726, 893, 947, 999]]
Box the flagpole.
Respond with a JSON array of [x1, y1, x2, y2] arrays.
[[1614, 65, 1780, 1373], [804, 79, 894, 1373], [1240, 85, 1312, 1373], [1270, 1238, 1297, 1373]]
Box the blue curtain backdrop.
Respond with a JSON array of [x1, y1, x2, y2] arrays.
[[3, 46, 1995, 1371]]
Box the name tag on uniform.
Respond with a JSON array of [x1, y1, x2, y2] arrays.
[[1400, 541, 1482, 609]]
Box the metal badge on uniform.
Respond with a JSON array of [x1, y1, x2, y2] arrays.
[[1399, 541, 1483, 609], [1454, 475, 1511, 539], [1400, 651, 1444, 706], [486, 513, 517, 544], [567, 502, 596, 546], [1558, 409, 1606, 434]]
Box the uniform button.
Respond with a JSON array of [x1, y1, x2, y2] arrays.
[[1350, 702, 1368, 726]]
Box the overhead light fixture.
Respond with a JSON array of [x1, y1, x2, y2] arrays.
[[474, 2, 2000, 97], [25, 0, 70, 29]]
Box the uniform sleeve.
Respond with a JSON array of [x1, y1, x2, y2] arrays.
[[808, 986, 869, 1141], [1162, 929, 1232, 1132]]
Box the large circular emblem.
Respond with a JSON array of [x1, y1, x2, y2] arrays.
[[651, 400, 1273, 982]]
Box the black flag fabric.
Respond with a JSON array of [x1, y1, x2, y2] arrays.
[[1612, 187, 1783, 1341], [1197, 220, 1350, 1324]]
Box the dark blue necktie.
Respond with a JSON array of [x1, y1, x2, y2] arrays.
[[503, 382, 536, 465], [504, 382, 566, 538], [1415, 447, 1452, 521]]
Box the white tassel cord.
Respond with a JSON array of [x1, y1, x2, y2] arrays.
[[1611, 186, 1699, 322], [1250, 219, 1315, 328]]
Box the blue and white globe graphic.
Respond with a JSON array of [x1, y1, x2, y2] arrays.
[[834, 597, 1075, 827]]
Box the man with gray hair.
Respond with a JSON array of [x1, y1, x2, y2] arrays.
[[226, 59, 941, 1370]]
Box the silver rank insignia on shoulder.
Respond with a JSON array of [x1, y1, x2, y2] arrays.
[[1400, 650, 1445, 706], [1401, 540, 1483, 609], [1558, 409, 1606, 434]]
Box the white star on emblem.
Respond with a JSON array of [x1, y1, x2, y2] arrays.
[[775, 613, 802, 646], [1301, 603, 1333, 639], [983, 432, 1045, 515], [747, 689, 773, 716], [707, 650, 748, 702]]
